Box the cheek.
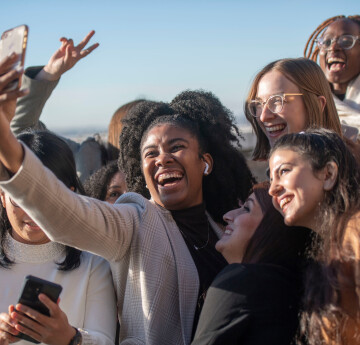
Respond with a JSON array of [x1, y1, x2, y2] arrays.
[[234, 217, 259, 242]]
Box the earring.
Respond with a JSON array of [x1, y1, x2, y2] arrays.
[[204, 162, 209, 175]]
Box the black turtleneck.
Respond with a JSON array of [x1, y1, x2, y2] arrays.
[[170, 203, 227, 339]]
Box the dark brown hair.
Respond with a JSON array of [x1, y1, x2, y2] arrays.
[[242, 182, 313, 270]]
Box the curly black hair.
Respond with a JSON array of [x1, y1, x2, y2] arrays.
[[84, 160, 120, 201], [118, 90, 255, 223]]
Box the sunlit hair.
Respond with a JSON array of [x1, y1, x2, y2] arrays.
[[269, 128, 360, 345], [107, 99, 146, 160], [304, 15, 360, 62], [0, 130, 84, 271], [244, 58, 342, 160], [242, 181, 313, 269], [119, 90, 255, 223]]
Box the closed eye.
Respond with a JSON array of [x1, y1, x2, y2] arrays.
[[144, 150, 158, 158], [171, 144, 185, 152]]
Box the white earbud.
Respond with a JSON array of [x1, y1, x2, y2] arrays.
[[204, 162, 209, 175]]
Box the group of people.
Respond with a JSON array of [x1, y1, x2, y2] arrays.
[[0, 14, 359, 345]]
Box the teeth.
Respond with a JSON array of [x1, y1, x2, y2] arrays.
[[265, 124, 285, 132], [224, 229, 232, 235], [280, 197, 292, 210], [327, 57, 345, 64], [158, 172, 182, 184]]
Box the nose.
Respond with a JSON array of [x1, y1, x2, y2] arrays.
[[259, 104, 276, 123], [328, 38, 341, 51], [155, 152, 174, 167], [223, 209, 235, 223], [269, 179, 282, 197]]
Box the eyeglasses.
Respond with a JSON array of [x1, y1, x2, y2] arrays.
[[247, 93, 303, 118], [315, 35, 360, 51]]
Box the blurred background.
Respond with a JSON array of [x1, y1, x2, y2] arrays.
[[1, 0, 358, 137]]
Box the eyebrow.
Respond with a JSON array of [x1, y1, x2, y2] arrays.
[[141, 137, 189, 153], [270, 162, 293, 178]]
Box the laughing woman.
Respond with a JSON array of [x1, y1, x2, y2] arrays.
[[268, 128, 360, 344], [244, 58, 344, 161], [0, 61, 254, 345]]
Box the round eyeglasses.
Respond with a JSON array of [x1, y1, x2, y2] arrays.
[[247, 93, 303, 118], [315, 35, 360, 51]]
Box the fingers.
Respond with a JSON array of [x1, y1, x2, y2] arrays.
[[76, 30, 96, 50], [0, 54, 20, 75], [11, 309, 42, 342], [38, 294, 59, 316], [0, 89, 29, 103], [79, 43, 100, 58], [0, 67, 23, 91], [0, 312, 19, 337]]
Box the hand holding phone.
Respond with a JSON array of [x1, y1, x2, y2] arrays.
[[15, 275, 62, 343], [0, 25, 28, 91]]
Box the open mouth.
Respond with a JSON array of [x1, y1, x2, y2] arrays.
[[326, 56, 346, 72], [279, 196, 293, 211], [224, 228, 232, 235], [157, 172, 184, 187], [265, 124, 286, 135]]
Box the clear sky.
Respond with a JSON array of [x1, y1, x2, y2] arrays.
[[1, 0, 359, 132]]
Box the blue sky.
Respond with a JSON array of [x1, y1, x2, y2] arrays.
[[1, 0, 359, 131]]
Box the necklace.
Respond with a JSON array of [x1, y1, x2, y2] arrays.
[[179, 221, 210, 251]]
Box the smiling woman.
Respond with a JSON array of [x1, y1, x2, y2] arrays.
[[305, 15, 360, 129], [244, 58, 342, 160], [192, 182, 313, 345], [268, 128, 360, 344], [0, 78, 254, 344]]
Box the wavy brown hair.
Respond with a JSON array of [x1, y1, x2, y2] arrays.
[[270, 128, 360, 345]]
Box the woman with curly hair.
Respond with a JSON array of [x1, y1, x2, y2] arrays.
[[305, 15, 360, 130], [268, 128, 360, 344], [0, 70, 254, 345], [84, 160, 126, 203]]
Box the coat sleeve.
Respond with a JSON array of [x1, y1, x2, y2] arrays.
[[0, 144, 143, 262], [11, 66, 59, 135]]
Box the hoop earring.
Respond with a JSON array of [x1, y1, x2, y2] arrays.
[[204, 162, 209, 175]]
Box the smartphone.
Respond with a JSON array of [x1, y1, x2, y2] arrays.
[[16, 275, 62, 343], [0, 24, 28, 91]]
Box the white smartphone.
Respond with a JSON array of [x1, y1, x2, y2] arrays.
[[0, 24, 28, 91]]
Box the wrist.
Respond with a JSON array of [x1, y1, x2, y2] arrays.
[[35, 66, 61, 81], [67, 328, 82, 345]]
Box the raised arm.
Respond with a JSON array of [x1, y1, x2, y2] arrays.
[[0, 56, 137, 262], [11, 31, 99, 135]]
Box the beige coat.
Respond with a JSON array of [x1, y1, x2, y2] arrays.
[[0, 145, 223, 345]]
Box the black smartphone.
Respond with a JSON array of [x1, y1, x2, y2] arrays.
[[16, 275, 62, 343], [0, 24, 28, 91]]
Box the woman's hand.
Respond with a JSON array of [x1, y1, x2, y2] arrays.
[[37, 30, 99, 81], [0, 306, 20, 345], [11, 294, 76, 345], [0, 53, 29, 122], [0, 54, 27, 175]]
